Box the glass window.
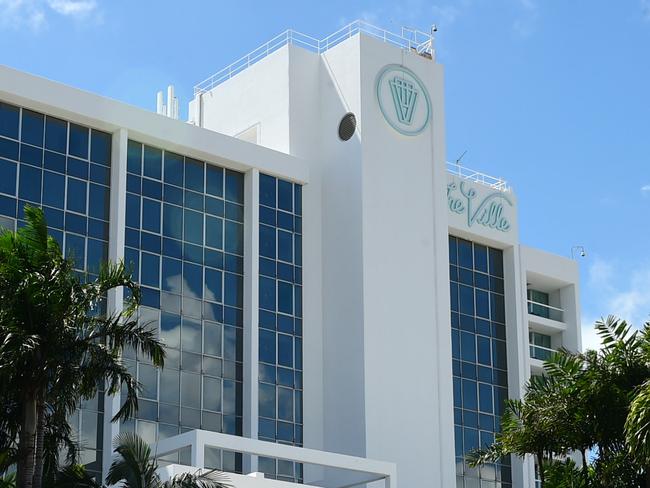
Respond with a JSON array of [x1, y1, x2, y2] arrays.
[[161, 312, 181, 349], [66, 178, 87, 214], [259, 382, 276, 418], [88, 184, 109, 221], [277, 180, 293, 212], [90, 130, 111, 165], [205, 215, 223, 250], [278, 334, 293, 368], [20, 144, 43, 167], [259, 277, 276, 311], [259, 174, 276, 207], [277, 281, 293, 315], [127, 140, 142, 174], [224, 221, 243, 255], [22, 110, 44, 146], [206, 165, 223, 197], [225, 170, 243, 204], [141, 252, 160, 288], [224, 273, 242, 308], [0, 158, 17, 196], [185, 158, 204, 192], [259, 329, 276, 364], [139, 364, 158, 400], [125, 193, 140, 229], [0, 138, 18, 161], [203, 376, 222, 412], [182, 317, 202, 353], [163, 152, 183, 186], [142, 198, 161, 234], [45, 116, 67, 153], [19, 165, 42, 203], [204, 322, 222, 357], [183, 209, 203, 245], [69, 123, 89, 159], [180, 372, 200, 409], [474, 245, 488, 273], [65, 233, 85, 269], [259, 224, 276, 259], [277, 387, 293, 421], [458, 239, 473, 269], [0, 102, 19, 139], [204, 268, 222, 303], [143, 145, 162, 180], [86, 238, 107, 274], [277, 230, 293, 263]]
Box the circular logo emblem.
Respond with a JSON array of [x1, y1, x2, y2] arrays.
[[376, 64, 431, 136]]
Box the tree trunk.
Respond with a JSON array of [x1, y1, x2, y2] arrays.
[[18, 395, 37, 488], [536, 450, 545, 488], [32, 399, 45, 488]]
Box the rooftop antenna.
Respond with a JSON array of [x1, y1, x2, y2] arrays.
[[571, 246, 587, 259], [155, 85, 179, 120], [455, 150, 467, 165]]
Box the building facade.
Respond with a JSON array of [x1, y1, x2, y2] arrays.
[[0, 20, 581, 488]]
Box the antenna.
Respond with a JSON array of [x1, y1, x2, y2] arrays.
[[455, 150, 467, 165], [571, 246, 587, 259], [155, 85, 179, 120]]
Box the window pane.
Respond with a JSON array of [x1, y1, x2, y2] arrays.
[[205, 215, 223, 249], [278, 334, 293, 368], [183, 262, 203, 299], [182, 318, 202, 353], [204, 268, 222, 303], [224, 170, 243, 204], [203, 376, 222, 412], [259, 174, 276, 207], [141, 252, 160, 288], [0, 102, 19, 139], [184, 209, 203, 245], [69, 123, 89, 159], [88, 183, 109, 220], [259, 329, 276, 364], [143, 145, 162, 180], [163, 152, 183, 186], [142, 198, 161, 234], [277, 281, 293, 315], [127, 140, 142, 174], [259, 276, 276, 311], [180, 372, 200, 408], [66, 178, 87, 214], [259, 382, 276, 418], [259, 224, 275, 259], [22, 110, 44, 146], [90, 130, 111, 165], [204, 322, 222, 357], [19, 165, 42, 203], [277, 387, 293, 421], [224, 273, 242, 308], [45, 116, 67, 153], [277, 180, 293, 212], [224, 220, 243, 255], [0, 158, 17, 196], [206, 165, 223, 197], [185, 158, 204, 192], [161, 312, 181, 349]]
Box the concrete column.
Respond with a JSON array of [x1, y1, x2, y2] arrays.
[[243, 168, 260, 473], [102, 128, 128, 478]]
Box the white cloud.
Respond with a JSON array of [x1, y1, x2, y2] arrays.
[[641, 184, 650, 194], [0, 0, 98, 31], [581, 257, 650, 351], [47, 0, 96, 17]]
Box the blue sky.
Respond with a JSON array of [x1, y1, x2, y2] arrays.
[[1, 0, 649, 349]]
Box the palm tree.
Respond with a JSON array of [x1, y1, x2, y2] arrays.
[[0, 206, 165, 488], [106, 433, 230, 488]]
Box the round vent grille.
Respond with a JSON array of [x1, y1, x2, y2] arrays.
[[338, 113, 357, 141]]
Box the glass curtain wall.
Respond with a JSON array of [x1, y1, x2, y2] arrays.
[[257, 174, 303, 483], [449, 236, 511, 488], [0, 101, 112, 479], [122, 140, 244, 472]]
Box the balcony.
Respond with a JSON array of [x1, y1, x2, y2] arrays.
[[153, 429, 396, 488], [527, 299, 566, 335], [530, 344, 556, 362]]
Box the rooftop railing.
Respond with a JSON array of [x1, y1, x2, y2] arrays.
[[194, 20, 435, 95], [446, 161, 510, 192]]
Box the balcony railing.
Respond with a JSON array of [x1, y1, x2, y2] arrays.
[[527, 300, 564, 322], [194, 20, 435, 95], [530, 344, 556, 362], [446, 161, 510, 192]]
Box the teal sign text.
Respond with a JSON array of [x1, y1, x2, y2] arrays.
[[447, 181, 513, 232]]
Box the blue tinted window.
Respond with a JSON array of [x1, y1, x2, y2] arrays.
[[474, 244, 488, 273], [259, 330, 276, 365], [67, 157, 88, 179], [90, 163, 110, 186], [277, 230, 293, 263], [458, 239, 473, 269], [260, 174, 276, 207], [260, 224, 275, 259], [205, 215, 223, 250], [0, 159, 16, 196], [259, 276, 276, 311], [65, 233, 85, 269], [164, 184, 183, 205], [18, 165, 41, 202], [259, 381, 276, 417], [20, 144, 43, 167], [44, 150, 65, 172], [163, 204, 182, 240], [68, 124, 88, 159], [225, 170, 243, 204], [126, 193, 140, 229], [127, 140, 142, 174], [42, 171, 65, 208], [0, 102, 19, 139], [224, 221, 243, 255], [183, 209, 203, 245], [277, 334, 293, 368], [204, 268, 222, 303], [22, 110, 44, 146], [0, 138, 18, 161], [87, 238, 107, 274], [90, 130, 111, 165], [277, 387, 293, 421], [161, 256, 182, 294], [142, 198, 161, 234], [185, 158, 204, 192], [45, 117, 67, 153], [183, 262, 203, 299], [184, 190, 203, 211], [66, 178, 87, 214], [163, 152, 183, 186], [206, 165, 223, 197], [224, 273, 242, 308], [143, 146, 162, 180], [277, 180, 292, 212], [141, 252, 160, 288], [277, 281, 293, 315]]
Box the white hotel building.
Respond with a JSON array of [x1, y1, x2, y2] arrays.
[[0, 21, 581, 488]]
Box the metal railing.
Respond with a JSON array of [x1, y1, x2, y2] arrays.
[[446, 161, 510, 192], [527, 300, 564, 322], [530, 344, 556, 362], [194, 20, 435, 95]]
